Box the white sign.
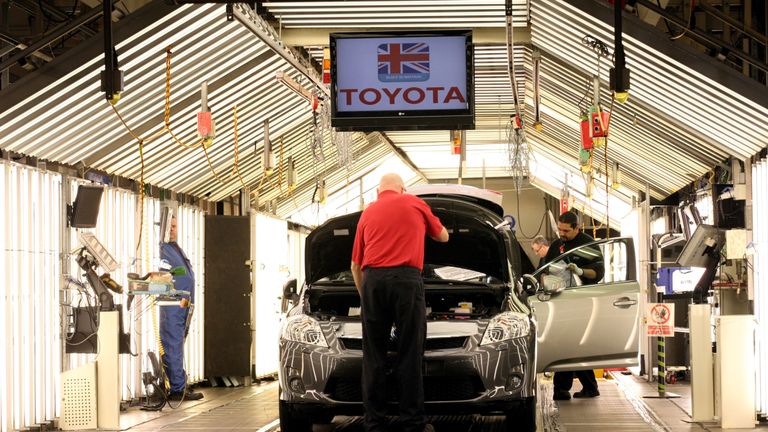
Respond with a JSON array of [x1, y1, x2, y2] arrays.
[[335, 36, 468, 112], [646, 303, 675, 337]]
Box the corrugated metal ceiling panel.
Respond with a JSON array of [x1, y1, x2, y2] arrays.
[[385, 44, 525, 180], [0, 2, 394, 206], [530, 0, 768, 196], [2, 0, 766, 215], [262, 0, 530, 28]]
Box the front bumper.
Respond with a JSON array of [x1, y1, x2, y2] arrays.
[[279, 334, 536, 415]]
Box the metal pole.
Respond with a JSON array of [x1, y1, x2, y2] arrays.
[[103, 0, 115, 100], [644, 291, 680, 399], [657, 292, 667, 395]]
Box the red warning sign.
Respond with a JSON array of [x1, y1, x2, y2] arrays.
[[646, 303, 674, 337]]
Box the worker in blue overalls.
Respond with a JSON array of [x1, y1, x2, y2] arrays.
[[160, 215, 204, 401]]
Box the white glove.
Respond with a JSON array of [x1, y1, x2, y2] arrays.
[[567, 263, 584, 276]]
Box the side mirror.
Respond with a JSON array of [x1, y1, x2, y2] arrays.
[[281, 278, 299, 313], [520, 274, 539, 296], [540, 274, 565, 296]]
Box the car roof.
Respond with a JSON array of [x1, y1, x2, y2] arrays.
[[407, 184, 504, 217]]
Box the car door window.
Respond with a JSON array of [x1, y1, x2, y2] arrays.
[[600, 241, 629, 283], [534, 238, 635, 289]]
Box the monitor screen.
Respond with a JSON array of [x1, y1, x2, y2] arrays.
[[331, 30, 475, 131], [677, 224, 725, 268], [71, 185, 104, 228]]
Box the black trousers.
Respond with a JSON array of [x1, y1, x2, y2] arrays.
[[361, 266, 426, 432], [553, 370, 599, 393]]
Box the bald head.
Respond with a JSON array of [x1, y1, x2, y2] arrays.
[[378, 173, 405, 194]]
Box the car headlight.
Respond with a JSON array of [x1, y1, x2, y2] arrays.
[[480, 312, 530, 345], [281, 315, 329, 347]]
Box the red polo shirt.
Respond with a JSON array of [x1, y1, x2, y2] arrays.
[[351, 190, 444, 271]]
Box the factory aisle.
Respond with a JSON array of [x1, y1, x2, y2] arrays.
[[121, 373, 764, 431]]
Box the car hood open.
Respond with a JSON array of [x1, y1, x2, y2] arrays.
[[305, 197, 510, 284]]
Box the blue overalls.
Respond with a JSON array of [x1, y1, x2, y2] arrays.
[[159, 241, 195, 394]]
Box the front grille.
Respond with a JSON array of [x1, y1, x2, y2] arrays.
[[339, 337, 467, 351], [325, 375, 484, 402]]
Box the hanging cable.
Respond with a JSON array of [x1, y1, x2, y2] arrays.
[[505, 0, 534, 193]]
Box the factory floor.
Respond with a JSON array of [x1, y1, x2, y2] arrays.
[[119, 372, 767, 431]]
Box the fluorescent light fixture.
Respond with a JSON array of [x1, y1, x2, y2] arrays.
[[286, 156, 297, 191], [262, 119, 274, 175], [276, 70, 313, 101]]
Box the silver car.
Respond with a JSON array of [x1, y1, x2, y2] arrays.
[[278, 185, 640, 431]]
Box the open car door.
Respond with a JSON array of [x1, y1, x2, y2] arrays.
[[529, 237, 640, 373]]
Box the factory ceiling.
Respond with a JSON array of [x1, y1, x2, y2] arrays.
[[1, 0, 766, 222]]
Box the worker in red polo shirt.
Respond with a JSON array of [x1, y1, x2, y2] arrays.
[[351, 173, 449, 432]]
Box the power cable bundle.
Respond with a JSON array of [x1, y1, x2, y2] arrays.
[[333, 130, 354, 170], [504, 0, 534, 193]]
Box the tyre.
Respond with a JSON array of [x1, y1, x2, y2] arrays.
[[279, 400, 313, 432], [505, 396, 536, 432]]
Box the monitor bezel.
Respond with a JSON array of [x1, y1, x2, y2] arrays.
[[70, 185, 104, 229], [330, 29, 475, 132]]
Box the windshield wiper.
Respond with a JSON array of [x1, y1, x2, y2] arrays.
[[422, 278, 488, 286], [312, 280, 354, 285]]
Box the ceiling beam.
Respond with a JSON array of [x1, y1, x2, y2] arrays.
[[278, 27, 530, 46]]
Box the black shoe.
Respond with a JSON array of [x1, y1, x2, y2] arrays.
[[168, 390, 204, 401], [573, 389, 600, 398], [553, 389, 571, 400]]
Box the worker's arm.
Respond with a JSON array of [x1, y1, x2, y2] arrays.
[[581, 268, 597, 280], [351, 261, 363, 297], [430, 226, 449, 243]]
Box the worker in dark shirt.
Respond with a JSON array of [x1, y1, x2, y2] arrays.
[[546, 211, 604, 401], [544, 211, 605, 286], [351, 173, 449, 432]]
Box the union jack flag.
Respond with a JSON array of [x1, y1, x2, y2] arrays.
[[378, 43, 430, 82]]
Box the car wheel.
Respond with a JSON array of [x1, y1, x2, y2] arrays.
[[505, 396, 536, 432], [279, 400, 313, 432]]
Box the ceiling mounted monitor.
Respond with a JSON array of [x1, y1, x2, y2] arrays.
[[330, 30, 475, 132]]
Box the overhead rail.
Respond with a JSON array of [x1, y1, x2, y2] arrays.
[[634, 0, 768, 75], [0, 2, 107, 74], [232, 3, 328, 97]]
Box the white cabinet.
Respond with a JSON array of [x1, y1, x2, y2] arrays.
[[715, 315, 756, 429]]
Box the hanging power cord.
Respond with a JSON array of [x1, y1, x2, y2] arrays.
[[514, 193, 548, 239], [108, 46, 254, 250], [110, 46, 248, 179], [201, 106, 246, 187], [577, 35, 619, 238]]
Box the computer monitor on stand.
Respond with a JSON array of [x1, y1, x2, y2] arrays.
[[677, 225, 725, 304], [76, 231, 120, 311]]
